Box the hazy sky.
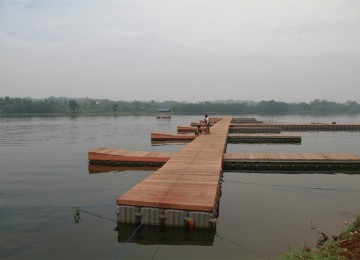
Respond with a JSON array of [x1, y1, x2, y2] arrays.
[[1, 0, 359, 102]]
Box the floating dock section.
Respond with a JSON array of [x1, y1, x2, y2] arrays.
[[178, 125, 281, 134], [116, 118, 232, 229], [230, 123, 360, 131], [210, 117, 262, 124], [223, 153, 360, 171], [177, 126, 198, 133], [151, 132, 197, 142], [180, 123, 360, 133], [229, 127, 281, 133], [227, 134, 301, 143], [88, 148, 174, 167], [88, 148, 172, 167], [151, 132, 301, 144], [89, 150, 360, 171]]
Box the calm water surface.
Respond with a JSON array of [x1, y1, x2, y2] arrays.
[[1, 115, 360, 259]]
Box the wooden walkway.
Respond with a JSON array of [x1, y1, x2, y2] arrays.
[[223, 153, 360, 161], [230, 123, 360, 131], [88, 149, 360, 170], [88, 148, 173, 166], [151, 132, 301, 144], [116, 117, 231, 212], [178, 125, 281, 134], [223, 153, 360, 170], [179, 124, 360, 133]]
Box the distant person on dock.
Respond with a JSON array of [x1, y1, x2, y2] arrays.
[[204, 115, 210, 134]]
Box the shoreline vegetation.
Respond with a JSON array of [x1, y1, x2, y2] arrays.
[[1, 96, 360, 116], [280, 212, 360, 259]]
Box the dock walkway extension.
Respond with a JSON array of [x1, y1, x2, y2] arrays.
[[151, 132, 301, 144], [116, 117, 232, 228], [223, 153, 360, 171], [88, 148, 173, 167], [230, 123, 360, 131], [89, 150, 360, 171]]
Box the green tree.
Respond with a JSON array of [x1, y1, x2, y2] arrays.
[[69, 100, 79, 113]]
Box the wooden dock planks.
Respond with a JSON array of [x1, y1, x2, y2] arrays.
[[227, 133, 301, 143], [88, 148, 174, 163], [88, 148, 360, 171], [89, 149, 360, 166], [151, 132, 301, 143], [116, 117, 232, 212], [223, 153, 360, 171], [223, 153, 360, 161], [229, 123, 360, 131]]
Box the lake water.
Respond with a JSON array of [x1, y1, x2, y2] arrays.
[[1, 115, 360, 259]]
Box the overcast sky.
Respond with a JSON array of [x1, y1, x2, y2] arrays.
[[1, 0, 359, 102]]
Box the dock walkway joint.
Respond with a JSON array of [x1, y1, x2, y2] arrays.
[[116, 117, 232, 228]]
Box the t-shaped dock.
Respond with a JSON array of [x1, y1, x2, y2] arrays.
[[116, 117, 232, 229]]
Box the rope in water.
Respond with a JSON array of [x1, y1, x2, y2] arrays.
[[215, 233, 265, 258], [71, 207, 116, 223]]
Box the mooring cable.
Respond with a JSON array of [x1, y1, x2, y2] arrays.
[[71, 207, 116, 223], [215, 233, 265, 258], [110, 222, 144, 260], [151, 244, 161, 260]]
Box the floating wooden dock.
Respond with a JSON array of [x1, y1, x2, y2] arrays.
[[88, 164, 161, 174], [230, 123, 360, 131], [151, 132, 197, 142], [228, 134, 301, 143], [229, 126, 281, 133], [89, 149, 360, 171], [151, 132, 301, 144], [210, 117, 262, 124], [223, 153, 360, 171], [88, 148, 174, 167], [88, 148, 173, 166], [180, 123, 360, 133], [115, 118, 232, 228], [177, 126, 198, 133], [178, 125, 281, 134], [88, 116, 360, 229]]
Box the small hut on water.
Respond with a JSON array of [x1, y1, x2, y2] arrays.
[[156, 108, 171, 119]]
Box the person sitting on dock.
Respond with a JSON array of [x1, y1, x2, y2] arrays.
[[204, 115, 210, 134]]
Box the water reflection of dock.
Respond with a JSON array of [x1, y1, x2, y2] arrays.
[[117, 224, 215, 246]]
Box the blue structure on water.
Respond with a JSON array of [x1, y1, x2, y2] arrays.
[[156, 108, 171, 119]]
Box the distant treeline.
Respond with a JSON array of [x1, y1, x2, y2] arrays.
[[1, 96, 360, 115]]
